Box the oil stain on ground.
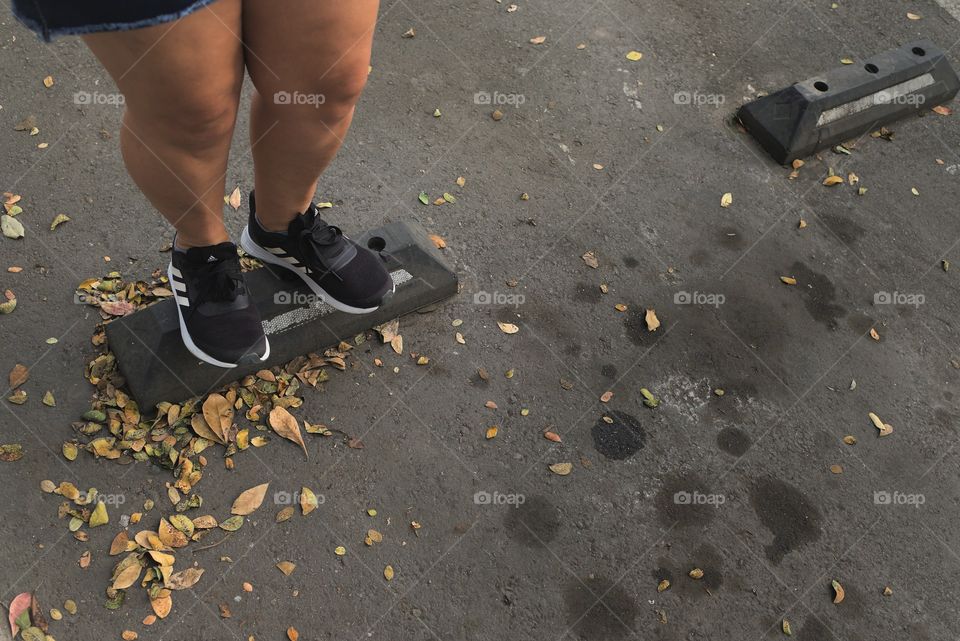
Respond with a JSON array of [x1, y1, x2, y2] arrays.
[[503, 495, 561, 547], [591, 411, 645, 460], [563, 576, 638, 640], [788, 261, 847, 329], [749, 476, 822, 564], [717, 427, 752, 456]]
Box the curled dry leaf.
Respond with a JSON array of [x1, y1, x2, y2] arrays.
[[780, 276, 797, 285], [150, 591, 172, 619], [227, 187, 242, 211], [497, 321, 519, 334], [600, 391, 613, 403], [720, 192, 732, 208], [581, 251, 599, 269], [485, 426, 498, 439], [231, 483, 270, 516], [645, 309, 660, 332], [9, 592, 32, 636], [300, 486, 319, 515], [548, 462, 573, 476], [428, 234, 446, 249], [823, 175, 845, 186], [269, 406, 308, 456], [276, 561, 296, 576], [543, 431, 561, 442], [868, 412, 893, 436], [831, 579, 845, 604], [287, 627, 299, 641]]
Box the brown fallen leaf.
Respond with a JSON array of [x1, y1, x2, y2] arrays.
[[428, 234, 446, 249], [269, 406, 308, 456], [8, 363, 28, 388], [150, 591, 172, 619], [600, 391, 613, 403], [287, 627, 299, 641], [529, 35, 546, 44], [581, 251, 599, 269], [549, 462, 573, 475], [231, 483, 270, 516], [167, 567, 204, 590], [780, 276, 797, 285], [823, 175, 845, 186], [933, 105, 952, 116], [202, 393, 233, 443], [276, 561, 296, 576], [543, 431, 561, 442], [485, 426, 498, 439], [869, 328, 880, 341]]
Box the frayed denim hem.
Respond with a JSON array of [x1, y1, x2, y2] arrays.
[[12, 0, 221, 42]]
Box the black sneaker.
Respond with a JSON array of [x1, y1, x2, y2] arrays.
[[167, 241, 270, 368], [240, 192, 393, 314]]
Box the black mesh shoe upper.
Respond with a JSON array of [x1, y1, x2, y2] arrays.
[[170, 242, 268, 364]]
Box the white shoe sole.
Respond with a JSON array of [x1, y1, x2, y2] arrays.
[[167, 262, 270, 369], [240, 226, 392, 315]]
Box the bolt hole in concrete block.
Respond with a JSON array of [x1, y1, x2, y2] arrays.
[[736, 39, 960, 164], [367, 236, 386, 252]]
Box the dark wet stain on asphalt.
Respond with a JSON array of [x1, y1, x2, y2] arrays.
[[622, 306, 650, 346], [563, 576, 637, 641], [717, 426, 752, 456], [788, 261, 847, 329], [750, 476, 822, 564], [504, 495, 561, 546], [574, 281, 603, 305], [820, 212, 866, 246], [592, 411, 646, 460], [718, 226, 746, 250], [600, 363, 618, 379]]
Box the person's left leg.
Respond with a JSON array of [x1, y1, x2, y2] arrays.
[[238, 0, 393, 314], [241, 0, 379, 229]]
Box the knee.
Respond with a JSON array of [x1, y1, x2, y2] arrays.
[[269, 61, 370, 125], [131, 92, 238, 153]]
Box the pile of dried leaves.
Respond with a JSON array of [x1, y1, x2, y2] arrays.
[[14, 270, 374, 623]]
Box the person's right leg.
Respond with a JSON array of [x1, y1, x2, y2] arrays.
[[82, 2, 270, 367], [82, 0, 244, 248]]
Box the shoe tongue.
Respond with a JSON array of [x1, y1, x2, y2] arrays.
[[185, 242, 237, 265]]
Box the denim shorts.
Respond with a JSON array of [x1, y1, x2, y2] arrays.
[[11, 0, 219, 42]]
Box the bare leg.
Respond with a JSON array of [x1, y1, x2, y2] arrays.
[[82, 0, 244, 247], [241, 0, 380, 230]]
